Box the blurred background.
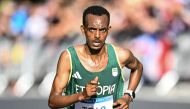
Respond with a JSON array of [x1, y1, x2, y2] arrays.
[[0, 0, 190, 109]]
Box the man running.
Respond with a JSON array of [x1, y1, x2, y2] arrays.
[[48, 5, 143, 109]]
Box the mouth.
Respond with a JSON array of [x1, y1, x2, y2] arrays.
[[92, 40, 101, 46]]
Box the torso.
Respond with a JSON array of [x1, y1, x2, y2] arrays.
[[66, 44, 125, 109]]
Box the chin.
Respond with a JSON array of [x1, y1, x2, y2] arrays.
[[92, 46, 101, 50], [88, 45, 101, 51]]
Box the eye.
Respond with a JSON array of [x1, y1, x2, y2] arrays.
[[88, 28, 96, 32], [100, 28, 108, 33], [87, 28, 97, 33]]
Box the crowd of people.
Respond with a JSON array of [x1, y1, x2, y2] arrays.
[[0, 0, 190, 97]]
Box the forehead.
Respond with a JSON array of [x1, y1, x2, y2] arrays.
[[85, 14, 109, 27]]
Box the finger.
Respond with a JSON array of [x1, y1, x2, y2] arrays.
[[89, 82, 98, 86], [113, 102, 120, 108], [113, 104, 120, 109], [91, 85, 97, 89], [113, 106, 120, 109], [118, 103, 126, 109], [123, 105, 129, 109], [91, 76, 98, 83], [90, 77, 99, 85], [87, 82, 97, 86], [91, 87, 97, 92], [86, 84, 97, 90], [113, 101, 119, 106], [94, 76, 99, 82]]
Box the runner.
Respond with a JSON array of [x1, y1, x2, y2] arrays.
[[48, 5, 143, 109]]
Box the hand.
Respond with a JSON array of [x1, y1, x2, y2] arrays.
[[82, 76, 99, 100], [113, 95, 131, 109]]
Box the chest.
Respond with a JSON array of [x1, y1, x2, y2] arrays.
[[71, 66, 121, 96], [78, 54, 109, 72]]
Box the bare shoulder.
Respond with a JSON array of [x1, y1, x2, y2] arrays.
[[73, 44, 84, 51], [59, 44, 83, 67], [112, 44, 132, 59], [59, 49, 70, 63], [112, 44, 133, 67], [57, 49, 71, 74], [73, 44, 86, 56], [60, 44, 82, 61]]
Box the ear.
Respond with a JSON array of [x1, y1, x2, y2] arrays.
[[80, 25, 85, 33], [109, 26, 111, 29], [108, 26, 111, 32]]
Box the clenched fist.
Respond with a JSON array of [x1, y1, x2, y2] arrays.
[[82, 76, 99, 100]]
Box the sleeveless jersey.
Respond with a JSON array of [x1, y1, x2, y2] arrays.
[[65, 44, 124, 109]]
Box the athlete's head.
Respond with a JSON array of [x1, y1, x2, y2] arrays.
[[83, 5, 110, 27], [81, 5, 111, 50]]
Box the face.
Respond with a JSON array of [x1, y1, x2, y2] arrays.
[[81, 14, 110, 50]]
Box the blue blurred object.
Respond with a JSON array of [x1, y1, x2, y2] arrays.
[[10, 6, 28, 36]]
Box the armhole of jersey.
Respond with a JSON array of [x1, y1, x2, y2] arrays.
[[111, 44, 125, 82], [66, 49, 72, 85]]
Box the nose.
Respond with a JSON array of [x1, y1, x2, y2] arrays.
[[94, 30, 100, 38]]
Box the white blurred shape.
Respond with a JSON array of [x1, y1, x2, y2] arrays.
[[38, 72, 55, 97], [23, 5, 49, 39], [23, 15, 48, 39], [0, 74, 8, 95], [155, 71, 179, 96], [13, 73, 34, 97]]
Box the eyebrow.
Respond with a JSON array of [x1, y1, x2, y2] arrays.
[[87, 27, 108, 29]]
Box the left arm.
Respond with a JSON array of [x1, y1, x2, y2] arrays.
[[113, 46, 143, 109], [123, 49, 143, 92]]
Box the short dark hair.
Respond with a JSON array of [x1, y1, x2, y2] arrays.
[[83, 5, 110, 26]]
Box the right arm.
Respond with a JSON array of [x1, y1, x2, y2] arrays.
[[48, 50, 98, 108], [48, 50, 83, 108]]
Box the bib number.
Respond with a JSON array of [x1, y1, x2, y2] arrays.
[[75, 95, 113, 109]]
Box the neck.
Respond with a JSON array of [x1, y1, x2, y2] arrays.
[[84, 44, 107, 68]]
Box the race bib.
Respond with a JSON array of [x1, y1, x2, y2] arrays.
[[75, 95, 113, 109]]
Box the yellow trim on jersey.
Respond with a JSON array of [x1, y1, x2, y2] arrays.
[[67, 49, 72, 85], [111, 44, 125, 82]]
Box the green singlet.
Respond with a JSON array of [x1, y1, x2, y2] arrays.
[[65, 44, 124, 109]]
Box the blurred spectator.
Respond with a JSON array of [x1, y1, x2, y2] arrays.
[[9, 1, 29, 37]]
